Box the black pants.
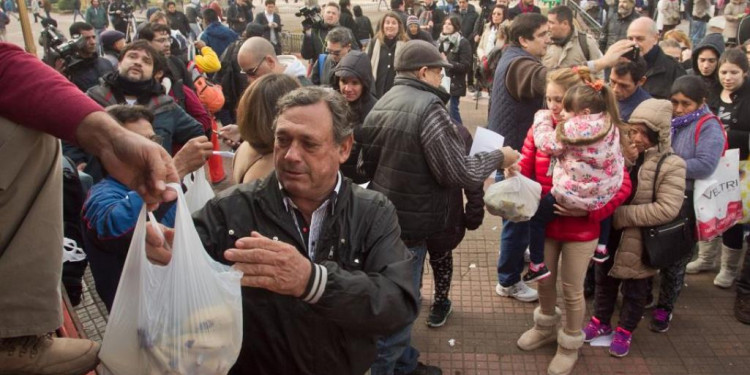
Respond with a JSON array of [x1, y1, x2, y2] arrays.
[[594, 244, 651, 332], [738, 236, 750, 295]]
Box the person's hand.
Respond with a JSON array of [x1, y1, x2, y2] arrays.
[[595, 39, 637, 71], [173, 136, 213, 179], [504, 162, 520, 178], [474, 35, 480, 43], [218, 124, 242, 149], [76, 112, 179, 210], [681, 48, 691, 63], [224, 232, 312, 297], [270, 22, 277, 28], [76, 162, 87, 171], [54, 58, 65, 73], [145, 222, 174, 266], [623, 142, 639, 163], [193, 40, 207, 49], [553, 203, 588, 217], [500, 146, 520, 169]]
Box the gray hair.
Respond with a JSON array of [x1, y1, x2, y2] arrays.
[[326, 27, 354, 47], [275, 86, 353, 144]]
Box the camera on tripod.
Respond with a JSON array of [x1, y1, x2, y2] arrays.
[[39, 20, 85, 71], [296, 6, 324, 30]]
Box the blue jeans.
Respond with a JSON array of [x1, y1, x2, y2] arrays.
[[495, 172, 530, 287], [371, 243, 426, 375], [689, 19, 707, 49], [449, 96, 462, 125]]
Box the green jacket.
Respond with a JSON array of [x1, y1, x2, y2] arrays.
[[85, 6, 108, 29]]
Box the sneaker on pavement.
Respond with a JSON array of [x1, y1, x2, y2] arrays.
[[0, 334, 99, 375], [583, 316, 612, 342], [408, 362, 442, 375], [426, 299, 453, 328], [649, 308, 672, 333], [608, 327, 632, 357], [495, 281, 538, 302], [522, 264, 551, 283]]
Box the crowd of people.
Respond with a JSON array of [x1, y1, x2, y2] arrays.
[[2, 1, 750, 375]]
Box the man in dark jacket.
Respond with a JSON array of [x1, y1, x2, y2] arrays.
[[86, 41, 204, 153], [165, 1, 191, 38], [507, 0, 540, 20], [610, 57, 651, 121], [627, 17, 686, 99], [227, 0, 254, 34], [66, 22, 115, 92], [200, 8, 239, 57], [360, 39, 519, 375], [146, 86, 419, 375], [311, 26, 353, 86], [301, 2, 340, 60], [255, 0, 283, 55], [600, 0, 639, 51]]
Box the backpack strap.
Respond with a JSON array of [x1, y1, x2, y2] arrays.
[[694, 113, 728, 154], [577, 31, 590, 61]]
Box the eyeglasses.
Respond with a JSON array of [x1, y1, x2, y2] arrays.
[[326, 48, 343, 57], [241, 56, 268, 78]]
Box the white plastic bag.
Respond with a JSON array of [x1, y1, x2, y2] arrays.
[[99, 183, 243, 375], [694, 148, 742, 241], [484, 174, 542, 222], [183, 167, 215, 213]]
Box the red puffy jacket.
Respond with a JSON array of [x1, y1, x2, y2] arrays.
[[518, 111, 633, 242]]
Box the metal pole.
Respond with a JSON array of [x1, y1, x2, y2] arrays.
[[15, 0, 37, 55]]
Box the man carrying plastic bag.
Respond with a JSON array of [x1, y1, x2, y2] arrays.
[[145, 87, 420, 375]]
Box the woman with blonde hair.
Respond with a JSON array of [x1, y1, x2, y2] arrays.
[[367, 11, 409, 97], [232, 74, 300, 184]]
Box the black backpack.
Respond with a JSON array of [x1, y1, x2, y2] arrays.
[[477, 46, 504, 91], [61, 157, 88, 306]]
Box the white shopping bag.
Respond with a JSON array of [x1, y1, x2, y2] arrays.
[[484, 174, 542, 222], [183, 167, 215, 213], [694, 148, 743, 241], [441, 68, 451, 93], [99, 183, 243, 375]]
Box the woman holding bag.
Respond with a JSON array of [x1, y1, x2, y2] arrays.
[[582, 99, 686, 357], [647, 75, 726, 333], [690, 49, 750, 288]]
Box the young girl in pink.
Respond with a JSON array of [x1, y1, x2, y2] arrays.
[[522, 80, 625, 282]]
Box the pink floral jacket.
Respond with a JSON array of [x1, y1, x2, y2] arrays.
[[532, 110, 624, 211]]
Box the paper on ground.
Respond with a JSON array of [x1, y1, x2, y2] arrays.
[[470, 127, 504, 156], [589, 333, 614, 347]]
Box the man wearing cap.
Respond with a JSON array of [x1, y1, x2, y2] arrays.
[[100, 30, 126, 68], [359, 39, 520, 375]]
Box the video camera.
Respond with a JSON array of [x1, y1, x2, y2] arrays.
[[296, 6, 324, 30], [39, 20, 86, 72]]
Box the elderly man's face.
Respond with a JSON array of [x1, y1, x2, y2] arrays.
[[618, 0, 635, 17], [118, 48, 154, 82], [274, 101, 352, 205], [627, 20, 658, 56]]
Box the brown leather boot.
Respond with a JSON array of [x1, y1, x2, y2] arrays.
[[0, 334, 99, 375]]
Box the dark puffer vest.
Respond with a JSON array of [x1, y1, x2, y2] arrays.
[[359, 77, 451, 242], [488, 45, 544, 150]]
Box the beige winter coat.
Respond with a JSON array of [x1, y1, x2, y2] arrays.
[[609, 99, 687, 280], [542, 28, 602, 71]]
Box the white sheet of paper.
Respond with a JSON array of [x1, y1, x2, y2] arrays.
[[470, 127, 504, 156], [589, 333, 615, 347]]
